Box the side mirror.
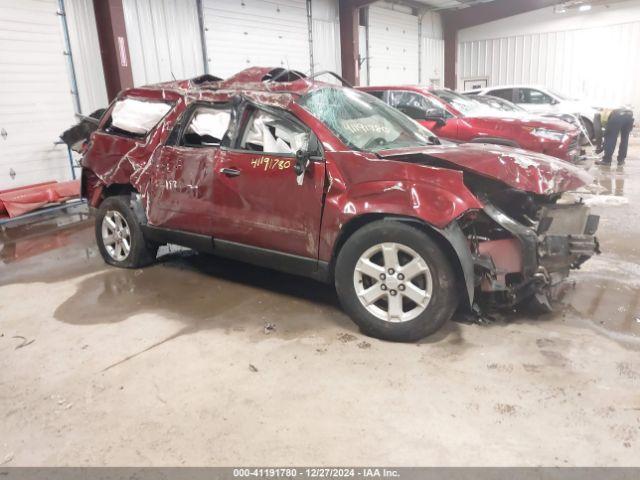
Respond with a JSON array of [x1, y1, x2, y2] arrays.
[[294, 149, 311, 175], [424, 109, 447, 126]]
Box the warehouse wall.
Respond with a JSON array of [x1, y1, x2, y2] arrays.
[[457, 0, 640, 112], [123, 0, 205, 86], [202, 0, 311, 78], [422, 10, 444, 87], [366, 2, 443, 86], [65, 0, 108, 114], [312, 0, 340, 74], [368, 3, 420, 84], [0, 0, 77, 189]]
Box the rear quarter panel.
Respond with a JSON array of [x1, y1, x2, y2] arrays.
[[82, 90, 185, 207]]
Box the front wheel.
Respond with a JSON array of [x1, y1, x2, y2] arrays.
[[95, 195, 158, 268], [335, 220, 458, 342]]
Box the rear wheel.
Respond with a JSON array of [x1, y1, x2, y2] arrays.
[[95, 195, 158, 268], [335, 220, 458, 342]]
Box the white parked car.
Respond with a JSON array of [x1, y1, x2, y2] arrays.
[[464, 85, 601, 140]]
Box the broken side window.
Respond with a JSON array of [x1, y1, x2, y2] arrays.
[[182, 107, 231, 147], [239, 108, 307, 154], [107, 98, 172, 136]]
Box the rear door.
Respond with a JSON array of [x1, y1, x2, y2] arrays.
[[212, 103, 326, 259], [144, 103, 231, 234]]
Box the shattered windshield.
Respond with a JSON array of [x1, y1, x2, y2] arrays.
[[297, 87, 436, 151]]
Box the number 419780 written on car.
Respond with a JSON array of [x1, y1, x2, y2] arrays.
[[250, 156, 292, 171]]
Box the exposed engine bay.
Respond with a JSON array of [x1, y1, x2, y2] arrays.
[[460, 172, 600, 311]]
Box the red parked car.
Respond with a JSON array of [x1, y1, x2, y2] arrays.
[[358, 86, 582, 162], [81, 67, 599, 341]]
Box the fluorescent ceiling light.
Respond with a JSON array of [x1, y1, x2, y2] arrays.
[[579, 4, 592, 11]]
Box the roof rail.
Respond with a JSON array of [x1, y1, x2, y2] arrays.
[[308, 71, 353, 88]]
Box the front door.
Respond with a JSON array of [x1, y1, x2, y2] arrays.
[[213, 104, 326, 259]]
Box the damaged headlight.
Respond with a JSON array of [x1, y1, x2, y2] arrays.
[[531, 128, 566, 142]]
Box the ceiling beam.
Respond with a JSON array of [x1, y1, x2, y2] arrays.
[[441, 0, 559, 29]]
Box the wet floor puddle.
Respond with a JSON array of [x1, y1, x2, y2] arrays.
[[2, 209, 639, 347], [562, 276, 640, 347]]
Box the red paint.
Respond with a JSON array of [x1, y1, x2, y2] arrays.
[[358, 85, 581, 162], [0, 180, 80, 219], [81, 68, 592, 265]]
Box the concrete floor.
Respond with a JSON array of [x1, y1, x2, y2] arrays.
[[1, 139, 639, 467]]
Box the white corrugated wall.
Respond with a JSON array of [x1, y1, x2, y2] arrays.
[[311, 0, 340, 74], [123, 0, 205, 86], [367, 4, 420, 85], [0, 0, 77, 189], [457, 4, 640, 111], [64, 0, 108, 114], [359, 25, 368, 85], [202, 0, 311, 78], [423, 38, 444, 87], [421, 10, 444, 87]]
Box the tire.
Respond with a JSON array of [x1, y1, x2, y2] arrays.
[[95, 195, 158, 268], [580, 117, 594, 143], [335, 220, 458, 342]]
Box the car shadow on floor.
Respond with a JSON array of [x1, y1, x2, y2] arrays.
[[54, 249, 347, 330], [53, 249, 466, 348]]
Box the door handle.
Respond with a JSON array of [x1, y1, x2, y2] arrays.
[[220, 168, 241, 177]]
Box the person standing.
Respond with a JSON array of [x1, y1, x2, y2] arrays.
[[596, 107, 635, 166]]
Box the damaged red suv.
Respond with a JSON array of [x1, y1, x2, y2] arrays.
[[81, 67, 599, 342], [358, 86, 583, 163]]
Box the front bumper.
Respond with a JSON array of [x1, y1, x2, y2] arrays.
[[538, 131, 582, 163], [474, 201, 599, 306]]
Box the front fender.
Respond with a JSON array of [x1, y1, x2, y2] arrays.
[[319, 169, 481, 257], [319, 169, 480, 306]]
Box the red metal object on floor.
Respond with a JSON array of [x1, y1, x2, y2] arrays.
[[0, 180, 80, 219]]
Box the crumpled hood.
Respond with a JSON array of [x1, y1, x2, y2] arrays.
[[377, 143, 593, 195]]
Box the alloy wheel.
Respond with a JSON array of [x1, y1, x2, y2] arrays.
[[101, 210, 132, 262], [353, 242, 433, 323]]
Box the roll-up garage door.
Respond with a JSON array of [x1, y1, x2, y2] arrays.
[[368, 5, 419, 85], [0, 0, 77, 189], [123, 0, 205, 86], [202, 0, 311, 79]]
